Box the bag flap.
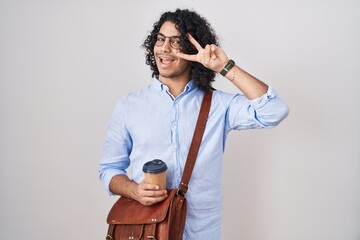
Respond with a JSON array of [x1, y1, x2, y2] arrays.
[[107, 189, 177, 225], [116, 224, 144, 240]]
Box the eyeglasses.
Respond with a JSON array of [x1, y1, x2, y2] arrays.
[[154, 33, 182, 50]]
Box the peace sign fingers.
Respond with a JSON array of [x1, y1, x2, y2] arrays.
[[176, 33, 229, 73]]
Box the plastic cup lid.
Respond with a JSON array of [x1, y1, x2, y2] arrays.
[[142, 159, 168, 173]]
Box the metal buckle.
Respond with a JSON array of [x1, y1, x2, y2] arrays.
[[176, 189, 186, 197]]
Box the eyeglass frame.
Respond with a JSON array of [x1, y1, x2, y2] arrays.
[[153, 33, 183, 50]]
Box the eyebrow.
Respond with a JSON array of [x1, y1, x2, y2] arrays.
[[157, 32, 182, 38]]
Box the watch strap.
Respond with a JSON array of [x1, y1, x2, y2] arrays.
[[220, 59, 235, 76]]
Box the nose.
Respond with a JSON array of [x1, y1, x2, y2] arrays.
[[160, 38, 172, 52]]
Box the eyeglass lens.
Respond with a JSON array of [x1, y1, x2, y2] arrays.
[[154, 33, 182, 49]]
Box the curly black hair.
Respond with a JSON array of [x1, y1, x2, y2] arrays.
[[143, 9, 219, 90]]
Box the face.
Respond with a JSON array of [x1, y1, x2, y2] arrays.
[[154, 21, 191, 82]]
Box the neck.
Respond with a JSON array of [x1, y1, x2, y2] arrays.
[[159, 75, 190, 98]]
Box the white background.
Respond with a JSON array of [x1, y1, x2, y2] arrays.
[[0, 0, 359, 239]]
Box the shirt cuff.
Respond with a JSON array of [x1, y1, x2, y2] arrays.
[[100, 169, 126, 196], [248, 86, 277, 110]]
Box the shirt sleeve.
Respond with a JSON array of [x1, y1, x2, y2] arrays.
[[226, 86, 289, 132], [98, 98, 132, 195]]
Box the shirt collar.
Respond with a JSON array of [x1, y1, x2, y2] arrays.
[[150, 76, 197, 93]]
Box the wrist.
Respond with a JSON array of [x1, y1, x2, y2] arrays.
[[220, 59, 235, 76]]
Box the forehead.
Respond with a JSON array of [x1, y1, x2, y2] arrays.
[[159, 21, 180, 36]]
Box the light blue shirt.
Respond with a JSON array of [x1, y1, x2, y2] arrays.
[[99, 77, 289, 239]]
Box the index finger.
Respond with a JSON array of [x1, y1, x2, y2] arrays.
[[186, 33, 203, 51], [139, 180, 160, 190]]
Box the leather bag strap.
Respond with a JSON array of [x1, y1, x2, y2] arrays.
[[106, 224, 115, 240], [177, 90, 212, 195]]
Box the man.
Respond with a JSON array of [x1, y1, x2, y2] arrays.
[[99, 9, 289, 239]]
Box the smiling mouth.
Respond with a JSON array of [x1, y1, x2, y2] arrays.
[[159, 57, 175, 65]]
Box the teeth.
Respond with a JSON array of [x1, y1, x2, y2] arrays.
[[161, 57, 173, 64]]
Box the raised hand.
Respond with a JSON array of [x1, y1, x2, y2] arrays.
[[176, 33, 229, 73]]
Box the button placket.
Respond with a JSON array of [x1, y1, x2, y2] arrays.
[[171, 100, 182, 185]]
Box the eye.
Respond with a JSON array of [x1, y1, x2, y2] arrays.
[[155, 33, 166, 41], [171, 37, 181, 45], [157, 36, 165, 42]]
